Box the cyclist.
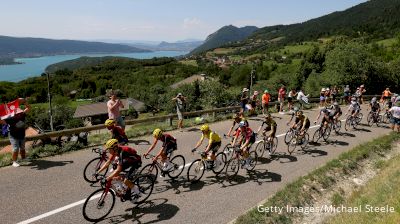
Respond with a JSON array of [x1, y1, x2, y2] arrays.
[[192, 124, 222, 168], [286, 107, 300, 126], [96, 139, 142, 202], [231, 121, 256, 168], [291, 110, 310, 136], [314, 107, 333, 128], [369, 97, 381, 122], [105, 119, 128, 144], [257, 113, 277, 146], [143, 129, 177, 173], [226, 112, 249, 137], [344, 97, 361, 119], [331, 102, 343, 123]]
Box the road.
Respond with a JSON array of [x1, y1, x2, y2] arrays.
[[0, 105, 392, 224]]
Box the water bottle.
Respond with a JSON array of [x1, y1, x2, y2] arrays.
[[112, 180, 127, 195]]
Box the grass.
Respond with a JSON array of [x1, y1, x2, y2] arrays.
[[234, 133, 400, 224], [213, 48, 235, 55], [275, 42, 316, 55], [326, 150, 400, 224], [376, 38, 398, 47], [179, 60, 198, 67]]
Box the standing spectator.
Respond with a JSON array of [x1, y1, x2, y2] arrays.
[[172, 93, 186, 131], [287, 88, 297, 111], [240, 88, 250, 112], [278, 85, 286, 114], [343, 85, 351, 104], [297, 89, 310, 110], [382, 87, 392, 108], [388, 102, 400, 132], [262, 89, 270, 115], [249, 91, 259, 116], [331, 86, 338, 103], [107, 91, 125, 130], [320, 88, 326, 107], [324, 88, 331, 105], [0, 98, 30, 167], [359, 84, 366, 104]]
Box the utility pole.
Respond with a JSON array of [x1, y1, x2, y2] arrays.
[[45, 72, 54, 131]]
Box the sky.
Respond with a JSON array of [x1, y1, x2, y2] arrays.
[[0, 0, 367, 43]]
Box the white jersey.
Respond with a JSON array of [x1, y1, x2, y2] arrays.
[[389, 106, 400, 119], [348, 102, 360, 111]]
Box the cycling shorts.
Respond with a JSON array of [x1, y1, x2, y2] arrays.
[[264, 126, 277, 138]]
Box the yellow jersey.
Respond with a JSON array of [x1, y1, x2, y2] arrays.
[[201, 131, 221, 144]]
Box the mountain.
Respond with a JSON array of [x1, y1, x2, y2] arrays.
[[156, 41, 203, 51], [190, 25, 258, 54], [243, 0, 400, 46], [0, 36, 150, 58], [45, 56, 125, 73]]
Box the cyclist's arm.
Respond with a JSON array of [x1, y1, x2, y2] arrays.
[[144, 138, 158, 156], [302, 117, 308, 127], [315, 112, 321, 123], [240, 136, 250, 150], [97, 154, 115, 173], [227, 126, 234, 136], [194, 135, 204, 149], [257, 122, 265, 133], [106, 164, 122, 181]]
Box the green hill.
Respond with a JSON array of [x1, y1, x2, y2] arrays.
[[0, 35, 150, 58], [190, 25, 258, 54], [239, 0, 400, 50]]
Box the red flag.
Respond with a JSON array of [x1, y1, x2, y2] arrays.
[[0, 100, 20, 119]]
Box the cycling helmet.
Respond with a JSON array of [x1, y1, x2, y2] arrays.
[[333, 102, 339, 107], [200, 124, 210, 132], [104, 119, 116, 127], [351, 97, 356, 101], [153, 128, 163, 138], [293, 106, 300, 112], [371, 97, 377, 103], [105, 139, 118, 150], [296, 110, 303, 116], [238, 121, 246, 128]]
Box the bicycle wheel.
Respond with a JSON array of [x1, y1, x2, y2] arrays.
[[133, 174, 155, 204], [284, 129, 294, 144], [300, 133, 309, 150], [356, 113, 363, 124], [246, 151, 258, 171], [139, 163, 158, 181], [367, 112, 373, 126], [312, 128, 321, 143], [322, 125, 331, 141], [345, 116, 352, 131], [287, 136, 297, 155], [225, 158, 240, 179], [254, 140, 265, 158], [270, 137, 278, 155], [223, 144, 234, 161], [212, 152, 227, 175], [167, 155, 185, 179], [83, 157, 108, 183], [82, 188, 115, 222], [187, 159, 205, 183], [334, 120, 342, 133], [382, 113, 389, 123], [376, 115, 383, 127]]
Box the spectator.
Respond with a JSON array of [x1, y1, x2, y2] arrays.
[[249, 91, 259, 116], [320, 88, 326, 107], [359, 84, 366, 104], [287, 88, 297, 111], [388, 102, 400, 132], [0, 98, 30, 167], [331, 86, 338, 103], [240, 88, 250, 113], [278, 85, 286, 114], [344, 85, 351, 104], [172, 93, 186, 131], [107, 91, 125, 130], [296, 89, 310, 110], [262, 89, 270, 115]]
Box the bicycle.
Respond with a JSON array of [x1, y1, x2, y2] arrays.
[[312, 121, 331, 143], [255, 134, 278, 158], [187, 149, 227, 183], [331, 118, 342, 134], [367, 110, 382, 127], [344, 112, 363, 131], [381, 110, 391, 124], [225, 145, 258, 180], [82, 171, 155, 222], [286, 128, 309, 154], [83, 148, 110, 183], [140, 153, 185, 180], [284, 127, 297, 145]]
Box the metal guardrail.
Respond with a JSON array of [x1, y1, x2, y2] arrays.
[[0, 95, 378, 147]]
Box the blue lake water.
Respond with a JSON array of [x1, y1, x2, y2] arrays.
[[0, 51, 187, 82]]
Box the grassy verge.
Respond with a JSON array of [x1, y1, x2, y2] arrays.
[[326, 150, 400, 224], [235, 132, 400, 224]]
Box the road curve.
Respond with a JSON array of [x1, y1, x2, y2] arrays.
[[0, 105, 392, 224]]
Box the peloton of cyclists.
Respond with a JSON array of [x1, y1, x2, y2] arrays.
[[226, 112, 249, 137]]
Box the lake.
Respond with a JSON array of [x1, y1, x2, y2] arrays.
[[0, 51, 187, 82]]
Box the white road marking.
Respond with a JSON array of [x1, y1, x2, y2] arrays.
[[17, 194, 101, 224], [16, 118, 349, 223]]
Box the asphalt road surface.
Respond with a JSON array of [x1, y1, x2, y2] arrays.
[[0, 105, 392, 224]]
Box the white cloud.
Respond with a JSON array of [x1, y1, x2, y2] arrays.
[[183, 17, 203, 29]]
